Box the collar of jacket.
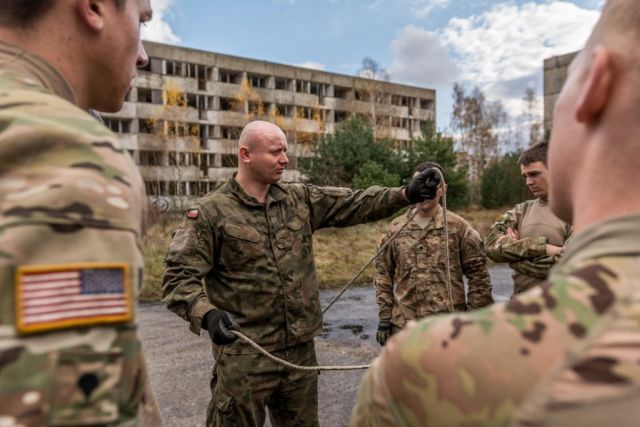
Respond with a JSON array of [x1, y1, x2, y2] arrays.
[[560, 213, 640, 265], [227, 173, 289, 207], [407, 204, 445, 231], [0, 40, 75, 104]]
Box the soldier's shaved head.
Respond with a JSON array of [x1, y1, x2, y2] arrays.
[[239, 120, 287, 152], [549, 0, 640, 229]]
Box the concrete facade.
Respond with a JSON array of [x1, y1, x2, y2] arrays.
[[101, 41, 436, 210], [543, 51, 578, 134]]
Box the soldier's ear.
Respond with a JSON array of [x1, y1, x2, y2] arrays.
[[238, 146, 251, 164], [575, 46, 612, 124], [76, 0, 106, 33]]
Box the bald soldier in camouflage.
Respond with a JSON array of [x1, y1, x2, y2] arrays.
[[162, 120, 441, 426], [486, 141, 571, 295], [374, 162, 493, 346], [0, 1, 162, 426], [350, 1, 640, 425]]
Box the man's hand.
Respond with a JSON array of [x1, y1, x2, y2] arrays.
[[202, 309, 240, 345], [507, 228, 519, 240], [405, 168, 441, 203], [376, 321, 392, 346], [546, 244, 563, 257]]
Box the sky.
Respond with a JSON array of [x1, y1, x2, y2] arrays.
[[141, 0, 604, 131]]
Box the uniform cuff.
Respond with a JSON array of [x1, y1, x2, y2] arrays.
[[392, 187, 411, 207], [532, 236, 548, 257], [188, 297, 216, 335]]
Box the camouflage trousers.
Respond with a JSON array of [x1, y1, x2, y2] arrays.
[[207, 340, 319, 427]]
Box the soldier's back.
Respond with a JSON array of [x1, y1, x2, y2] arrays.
[[0, 63, 158, 425]]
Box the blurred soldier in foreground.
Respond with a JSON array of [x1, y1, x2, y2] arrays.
[[0, 1, 162, 425], [374, 161, 493, 346], [162, 120, 441, 426], [350, 0, 640, 425], [486, 141, 571, 295]]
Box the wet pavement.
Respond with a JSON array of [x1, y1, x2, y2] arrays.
[[139, 265, 513, 426]]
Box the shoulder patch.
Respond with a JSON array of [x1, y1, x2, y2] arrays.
[[186, 209, 199, 219], [15, 263, 132, 335]]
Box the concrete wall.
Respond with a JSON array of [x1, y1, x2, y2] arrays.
[[543, 51, 578, 134]]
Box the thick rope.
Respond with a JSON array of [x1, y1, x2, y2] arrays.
[[231, 330, 370, 371], [214, 168, 453, 372]]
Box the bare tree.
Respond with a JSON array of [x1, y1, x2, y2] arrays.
[[450, 83, 507, 204]]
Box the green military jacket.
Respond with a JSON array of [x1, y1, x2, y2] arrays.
[[0, 42, 159, 426], [374, 206, 493, 328], [486, 198, 571, 294], [162, 176, 409, 354], [350, 214, 640, 427]]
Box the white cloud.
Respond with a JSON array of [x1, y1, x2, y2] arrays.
[[295, 61, 327, 71], [141, 0, 181, 44], [388, 25, 460, 87], [412, 0, 450, 18]]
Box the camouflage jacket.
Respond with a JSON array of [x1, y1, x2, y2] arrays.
[[374, 206, 493, 328], [162, 176, 409, 354], [486, 198, 571, 294], [350, 214, 640, 427], [0, 42, 160, 426]]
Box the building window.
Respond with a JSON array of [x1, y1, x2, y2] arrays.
[[219, 97, 234, 111], [310, 83, 327, 96], [334, 86, 351, 99], [275, 104, 295, 117], [221, 126, 242, 139], [248, 74, 267, 88], [296, 106, 313, 120], [221, 154, 238, 167], [295, 80, 310, 93], [166, 61, 184, 77], [138, 88, 162, 104], [420, 98, 434, 110], [275, 77, 292, 91], [335, 110, 349, 123], [354, 90, 370, 102], [139, 150, 163, 166], [219, 69, 242, 84], [104, 118, 131, 134]]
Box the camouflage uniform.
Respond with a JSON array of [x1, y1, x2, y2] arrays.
[[0, 41, 161, 426], [162, 176, 409, 426], [486, 198, 571, 294], [350, 214, 640, 427], [374, 206, 493, 331]]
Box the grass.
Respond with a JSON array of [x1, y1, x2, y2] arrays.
[[140, 207, 503, 300]]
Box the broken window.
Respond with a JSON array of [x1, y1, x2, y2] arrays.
[[275, 77, 292, 91], [248, 74, 267, 88], [219, 69, 242, 84], [334, 86, 351, 99]]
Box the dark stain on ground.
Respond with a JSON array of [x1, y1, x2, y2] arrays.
[[340, 324, 364, 335], [347, 295, 362, 301]]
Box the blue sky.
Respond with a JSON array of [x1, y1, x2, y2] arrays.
[[142, 0, 604, 131]]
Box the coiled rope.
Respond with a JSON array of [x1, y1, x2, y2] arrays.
[[215, 168, 452, 371]]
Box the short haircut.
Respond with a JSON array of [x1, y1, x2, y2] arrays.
[[412, 161, 445, 179], [519, 141, 548, 166], [0, 0, 126, 28]]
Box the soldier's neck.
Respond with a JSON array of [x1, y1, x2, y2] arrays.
[[236, 172, 269, 203]]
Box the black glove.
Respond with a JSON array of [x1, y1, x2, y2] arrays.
[[376, 320, 392, 346], [405, 168, 441, 203], [202, 309, 240, 345]]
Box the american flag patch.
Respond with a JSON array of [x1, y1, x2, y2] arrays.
[[15, 263, 132, 335]]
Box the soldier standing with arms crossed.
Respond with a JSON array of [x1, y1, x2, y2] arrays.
[[162, 120, 441, 427], [486, 141, 571, 295], [0, 1, 162, 425], [351, 0, 640, 425]]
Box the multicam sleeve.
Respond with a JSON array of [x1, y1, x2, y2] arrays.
[[374, 230, 396, 322], [509, 256, 555, 280], [485, 202, 547, 263], [161, 207, 216, 335], [460, 226, 494, 309]]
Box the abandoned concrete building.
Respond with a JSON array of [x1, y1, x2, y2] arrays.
[[101, 41, 436, 210], [543, 51, 578, 133]]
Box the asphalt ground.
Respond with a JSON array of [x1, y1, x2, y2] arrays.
[[138, 265, 513, 426]]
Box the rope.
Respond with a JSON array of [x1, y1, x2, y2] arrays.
[[321, 209, 419, 315], [231, 330, 370, 371], [213, 168, 453, 372]]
